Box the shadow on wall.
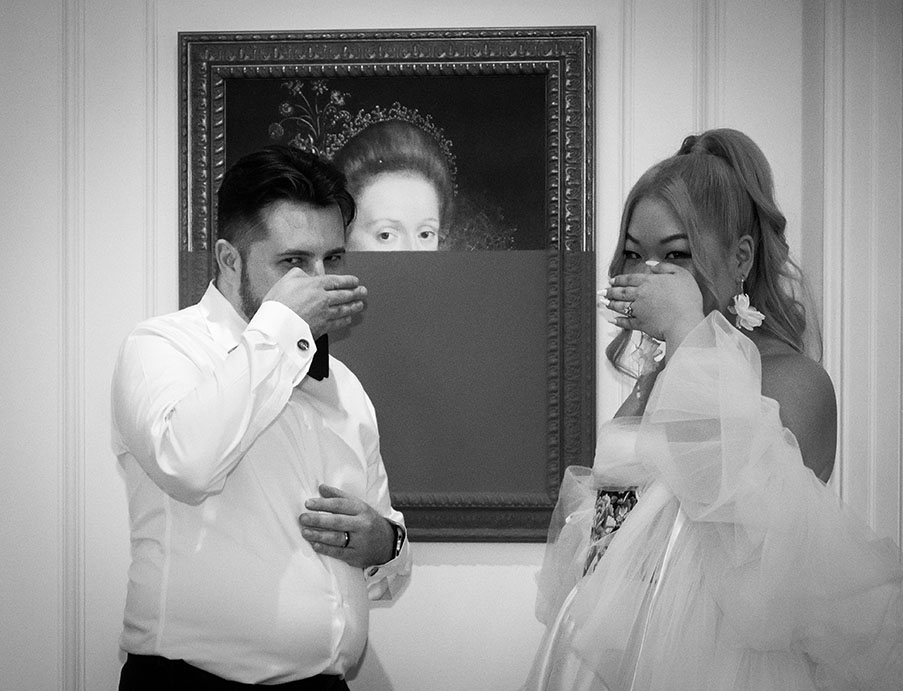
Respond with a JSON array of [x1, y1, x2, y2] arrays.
[[347, 643, 394, 690]]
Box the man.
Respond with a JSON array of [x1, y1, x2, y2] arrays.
[[112, 146, 411, 688]]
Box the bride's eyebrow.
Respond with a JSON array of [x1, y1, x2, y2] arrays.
[[624, 232, 689, 245], [659, 233, 689, 244]]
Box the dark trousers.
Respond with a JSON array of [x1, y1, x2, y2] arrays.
[[119, 654, 351, 690]]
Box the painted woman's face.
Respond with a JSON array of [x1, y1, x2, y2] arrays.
[[346, 172, 441, 251]]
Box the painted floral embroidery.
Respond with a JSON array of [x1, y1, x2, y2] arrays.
[[583, 488, 639, 575]]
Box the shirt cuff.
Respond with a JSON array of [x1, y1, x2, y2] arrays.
[[247, 300, 316, 383], [365, 521, 412, 600]]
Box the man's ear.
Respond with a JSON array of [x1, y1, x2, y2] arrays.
[[214, 239, 241, 281]]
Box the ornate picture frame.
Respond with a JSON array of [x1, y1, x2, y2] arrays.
[[179, 28, 595, 541]]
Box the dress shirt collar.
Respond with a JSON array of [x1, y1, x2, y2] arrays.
[[198, 281, 248, 352]]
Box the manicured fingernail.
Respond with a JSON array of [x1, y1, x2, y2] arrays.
[[645, 260, 659, 266]]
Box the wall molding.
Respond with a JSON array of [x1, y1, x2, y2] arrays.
[[620, 0, 636, 196], [604, 0, 637, 411], [694, 0, 725, 131], [821, 0, 903, 543], [821, 0, 846, 498], [145, 0, 159, 319], [60, 0, 87, 687]]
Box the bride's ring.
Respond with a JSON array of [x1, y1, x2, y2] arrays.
[[624, 304, 635, 319], [342, 531, 351, 549]]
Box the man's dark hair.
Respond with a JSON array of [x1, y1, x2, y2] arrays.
[[216, 145, 356, 266]]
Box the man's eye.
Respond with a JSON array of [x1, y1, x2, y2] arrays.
[[418, 229, 437, 240], [325, 254, 344, 264]]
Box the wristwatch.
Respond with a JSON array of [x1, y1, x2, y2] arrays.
[[389, 521, 405, 559]]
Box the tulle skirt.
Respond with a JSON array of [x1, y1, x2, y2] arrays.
[[525, 315, 903, 691], [527, 464, 902, 690]]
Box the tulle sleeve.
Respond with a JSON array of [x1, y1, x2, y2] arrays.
[[533, 466, 597, 627], [639, 312, 903, 689], [534, 417, 655, 627], [638, 312, 767, 524]]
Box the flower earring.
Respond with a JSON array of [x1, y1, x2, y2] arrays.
[[728, 278, 765, 331]]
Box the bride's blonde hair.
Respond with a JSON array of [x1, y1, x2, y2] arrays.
[[607, 128, 819, 375]]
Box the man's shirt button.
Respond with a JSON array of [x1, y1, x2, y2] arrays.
[[297, 339, 310, 351]]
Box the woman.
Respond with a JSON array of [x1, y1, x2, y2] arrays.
[[331, 115, 455, 252], [526, 129, 902, 690]]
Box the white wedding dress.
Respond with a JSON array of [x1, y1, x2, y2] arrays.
[[525, 313, 903, 690]]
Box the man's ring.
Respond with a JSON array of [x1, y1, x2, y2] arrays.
[[624, 304, 635, 319], [342, 531, 351, 549]]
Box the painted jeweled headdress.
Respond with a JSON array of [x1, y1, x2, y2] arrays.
[[324, 102, 457, 184], [268, 79, 457, 183]]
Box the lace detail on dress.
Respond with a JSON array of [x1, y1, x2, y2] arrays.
[[583, 488, 639, 575]]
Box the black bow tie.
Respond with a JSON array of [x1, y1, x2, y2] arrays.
[[307, 334, 329, 381]]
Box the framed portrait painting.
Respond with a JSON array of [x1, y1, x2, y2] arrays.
[[180, 27, 595, 540]]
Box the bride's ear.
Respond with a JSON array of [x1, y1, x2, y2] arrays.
[[736, 235, 755, 279]]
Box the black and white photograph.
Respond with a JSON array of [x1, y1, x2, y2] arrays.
[[3, 2, 901, 690]]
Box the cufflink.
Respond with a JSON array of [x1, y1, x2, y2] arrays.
[[297, 339, 310, 351]]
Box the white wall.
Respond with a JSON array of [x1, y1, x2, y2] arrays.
[[0, 2, 66, 689], [821, 0, 903, 543], [1, 1, 900, 689]]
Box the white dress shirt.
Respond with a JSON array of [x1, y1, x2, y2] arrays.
[[111, 283, 411, 683]]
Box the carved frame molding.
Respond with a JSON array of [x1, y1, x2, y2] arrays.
[[179, 28, 595, 540]]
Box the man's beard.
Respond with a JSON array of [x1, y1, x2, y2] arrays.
[[238, 260, 263, 321]]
